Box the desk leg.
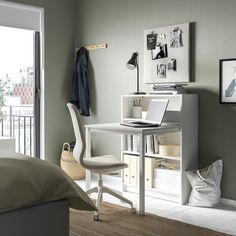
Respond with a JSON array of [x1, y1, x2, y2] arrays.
[[139, 133, 145, 215], [85, 127, 91, 191]]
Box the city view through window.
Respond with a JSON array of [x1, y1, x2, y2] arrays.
[[0, 26, 35, 156]]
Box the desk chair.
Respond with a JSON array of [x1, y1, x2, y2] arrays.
[[67, 103, 135, 220]]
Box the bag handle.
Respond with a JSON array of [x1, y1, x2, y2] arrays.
[[194, 170, 208, 191], [63, 142, 71, 152], [196, 170, 208, 181]]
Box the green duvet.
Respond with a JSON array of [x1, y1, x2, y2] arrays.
[[0, 154, 96, 212]]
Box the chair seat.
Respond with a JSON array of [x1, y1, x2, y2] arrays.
[[84, 155, 128, 173]]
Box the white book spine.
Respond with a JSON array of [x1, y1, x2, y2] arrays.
[[146, 135, 154, 154], [133, 135, 139, 152], [153, 135, 159, 154], [127, 134, 132, 152]]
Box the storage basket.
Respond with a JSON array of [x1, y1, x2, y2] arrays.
[[159, 144, 180, 157], [60, 142, 85, 180]]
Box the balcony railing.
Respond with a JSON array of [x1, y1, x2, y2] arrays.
[[0, 105, 34, 156]]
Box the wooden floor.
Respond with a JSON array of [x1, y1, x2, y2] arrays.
[[75, 177, 236, 236], [70, 202, 229, 236]]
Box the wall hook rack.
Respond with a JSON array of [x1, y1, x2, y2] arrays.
[[76, 43, 107, 51]]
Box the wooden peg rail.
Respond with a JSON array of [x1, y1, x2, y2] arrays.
[[76, 43, 107, 51]]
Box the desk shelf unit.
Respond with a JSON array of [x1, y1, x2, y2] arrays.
[[121, 94, 198, 204]]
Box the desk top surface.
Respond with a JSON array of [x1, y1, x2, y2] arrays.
[[85, 122, 180, 135]]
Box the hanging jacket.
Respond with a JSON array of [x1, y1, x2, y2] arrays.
[[70, 47, 90, 116]]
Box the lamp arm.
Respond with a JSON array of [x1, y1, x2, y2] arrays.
[[136, 62, 139, 93]]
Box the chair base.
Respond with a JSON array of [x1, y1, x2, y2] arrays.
[[87, 173, 135, 220]]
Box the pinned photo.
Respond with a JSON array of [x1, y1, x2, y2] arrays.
[[152, 44, 168, 60], [147, 33, 157, 50], [168, 58, 177, 71], [170, 27, 183, 48], [157, 64, 166, 78], [160, 34, 166, 41]]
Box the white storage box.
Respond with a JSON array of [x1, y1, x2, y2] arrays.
[[159, 144, 180, 157], [153, 168, 180, 193]]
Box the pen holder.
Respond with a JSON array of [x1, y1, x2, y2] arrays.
[[132, 106, 142, 119], [142, 111, 148, 120]]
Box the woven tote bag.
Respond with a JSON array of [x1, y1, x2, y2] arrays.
[[60, 142, 85, 180]]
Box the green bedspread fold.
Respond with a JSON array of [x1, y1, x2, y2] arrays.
[[0, 153, 96, 212]]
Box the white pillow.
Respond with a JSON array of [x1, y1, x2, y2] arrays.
[[185, 159, 223, 207]]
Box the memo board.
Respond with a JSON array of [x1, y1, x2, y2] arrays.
[[144, 22, 190, 84]]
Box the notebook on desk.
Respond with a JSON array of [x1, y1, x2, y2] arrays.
[[121, 99, 169, 128]]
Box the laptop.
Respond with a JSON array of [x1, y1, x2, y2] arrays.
[[121, 99, 169, 128]]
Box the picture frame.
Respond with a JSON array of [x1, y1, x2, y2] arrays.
[[219, 58, 236, 104]]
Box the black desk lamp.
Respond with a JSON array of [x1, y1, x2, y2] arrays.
[[127, 52, 146, 94]]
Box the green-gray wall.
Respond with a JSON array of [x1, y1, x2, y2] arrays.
[[6, 0, 236, 201], [75, 0, 236, 200], [7, 0, 76, 164]]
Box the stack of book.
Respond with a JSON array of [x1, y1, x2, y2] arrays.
[[151, 83, 187, 94], [126, 134, 159, 154]]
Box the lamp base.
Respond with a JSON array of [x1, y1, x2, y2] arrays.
[[133, 91, 146, 95]]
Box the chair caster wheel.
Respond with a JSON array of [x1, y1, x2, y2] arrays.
[[131, 207, 136, 214], [93, 214, 99, 221]]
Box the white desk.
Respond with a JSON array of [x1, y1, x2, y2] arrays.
[[85, 122, 180, 215]]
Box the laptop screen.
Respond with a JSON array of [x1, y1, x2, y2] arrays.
[[145, 99, 169, 124]]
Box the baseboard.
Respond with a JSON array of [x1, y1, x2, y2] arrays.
[[221, 198, 236, 207]]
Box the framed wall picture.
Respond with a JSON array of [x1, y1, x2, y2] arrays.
[[219, 58, 236, 104], [144, 23, 190, 84]]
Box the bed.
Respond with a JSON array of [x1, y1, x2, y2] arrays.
[[0, 149, 96, 236]]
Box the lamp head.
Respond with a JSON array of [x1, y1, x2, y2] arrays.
[[127, 52, 138, 70], [126, 51, 146, 95]]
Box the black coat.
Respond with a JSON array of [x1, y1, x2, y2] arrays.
[[70, 47, 90, 116]]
